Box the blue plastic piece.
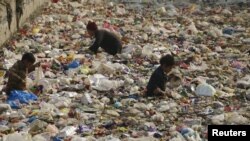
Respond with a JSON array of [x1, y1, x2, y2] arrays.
[[7, 90, 38, 109], [67, 60, 80, 69]]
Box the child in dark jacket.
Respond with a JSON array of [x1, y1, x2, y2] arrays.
[[86, 21, 122, 55], [5, 52, 40, 95], [146, 54, 176, 97]]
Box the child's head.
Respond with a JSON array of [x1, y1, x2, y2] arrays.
[[86, 21, 98, 37], [160, 54, 175, 74], [22, 52, 36, 68]]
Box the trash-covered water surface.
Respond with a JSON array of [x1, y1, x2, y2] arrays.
[[0, 0, 250, 140]]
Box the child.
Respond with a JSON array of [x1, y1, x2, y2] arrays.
[[145, 54, 176, 97], [86, 21, 122, 55], [5, 52, 40, 95]]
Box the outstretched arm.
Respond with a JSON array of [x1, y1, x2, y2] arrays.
[[89, 32, 103, 54]]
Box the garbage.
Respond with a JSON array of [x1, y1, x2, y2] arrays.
[[32, 134, 48, 141], [237, 75, 250, 88], [106, 110, 120, 117], [2, 133, 32, 141], [116, 4, 126, 15], [0, 0, 249, 140], [66, 60, 80, 69], [89, 74, 124, 91], [195, 83, 216, 97], [46, 124, 59, 136], [7, 90, 38, 109], [29, 120, 48, 135], [225, 112, 249, 124], [114, 102, 122, 109], [81, 93, 93, 105], [0, 104, 12, 114], [57, 126, 77, 138], [246, 89, 250, 100], [142, 45, 154, 58], [151, 113, 165, 122], [211, 114, 225, 125]]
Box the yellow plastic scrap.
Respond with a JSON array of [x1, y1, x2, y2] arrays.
[[61, 108, 70, 114], [32, 26, 40, 34], [117, 127, 128, 132], [80, 65, 90, 74], [189, 4, 197, 14], [0, 71, 5, 77], [67, 53, 75, 62], [30, 109, 40, 116]]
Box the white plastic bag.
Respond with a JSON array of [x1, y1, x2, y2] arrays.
[[3, 132, 32, 141], [97, 135, 120, 141], [34, 67, 44, 85], [89, 74, 124, 91], [225, 112, 249, 124], [32, 134, 47, 141], [195, 83, 216, 97], [58, 126, 77, 138], [116, 5, 126, 15], [81, 93, 93, 105], [37, 79, 52, 92], [71, 136, 88, 141], [211, 114, 225, 125], [187, 22, 198, 34], [0, 104, 12, 113], [142, 45, 154, 58], [209, 27, 223, 38]]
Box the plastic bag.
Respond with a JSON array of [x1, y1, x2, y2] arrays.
[[71, 136, 88, 141], [0, 104, 12, 113], [225, 112, 249, 124], [209, 27, 223, 38], [7, 90, 38, 109], [29, 121, 49, 137], [67, 60, 80, 69], [2, 133, 32, 141], [142, 45, 154, 58], [237, 75, 250, 88], [3, 48, 16, 59], [32, 134, 47, 141], [34, 67, 44, 85], [39, 102, 60, 116], [49, 96, 71, 108], [81, 93, 92, 105], [157, 7, 167, 15], [58, 126, 77, 138], [195, 83, 216, 97], [37, 79, 52, 92], [46, 124, 59, 136], [97, 135, 120, 141], [223, 27, 234, 35], [187, 22, 198, 35], [89, 74, 124, 91], [116, 5, 126, 15]]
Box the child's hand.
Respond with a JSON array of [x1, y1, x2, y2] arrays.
[[165, 91, 173, 98], [34, 62, 41, 67]]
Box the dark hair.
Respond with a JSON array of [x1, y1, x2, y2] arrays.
[[160, 54, 175, 67], [22, 52, 36, 63], [87, 21, 98, 31]]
